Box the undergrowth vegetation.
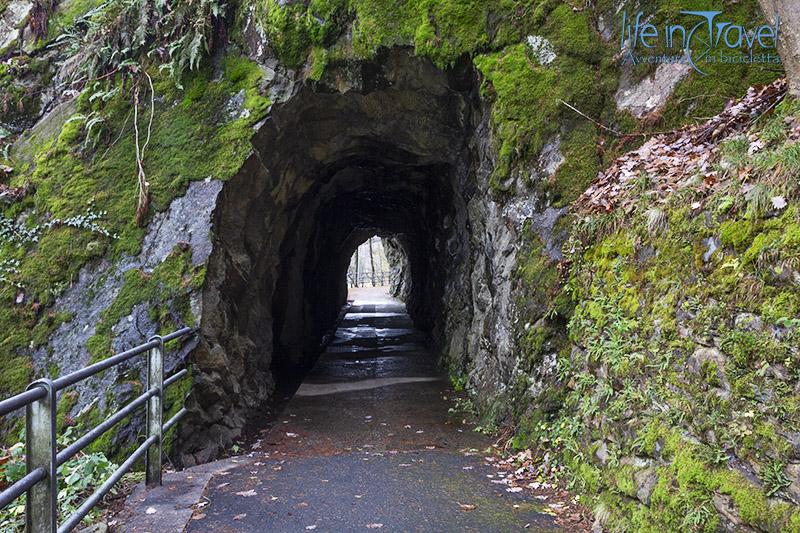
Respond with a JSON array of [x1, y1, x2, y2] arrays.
[[0, 53, 268, 398], [503, 95, 800, 530], [0, 428, 120, 531]]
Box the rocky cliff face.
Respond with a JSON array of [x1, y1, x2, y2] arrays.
[[1, 0, 799, 530], [759, 0, 800, 96]]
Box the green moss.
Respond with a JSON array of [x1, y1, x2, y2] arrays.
[[719, 219, 752, 250], [222, 55, 272, 116], [637, 419, 668, 457], [162, 366, 191, 453], [56, 391, 79, 432], [572, 460, 601, 493], [741, 230, 781, 266], [700, 360, 721, 388], [309, 46, 329, 81], [550, 122, 600, 205], [788, 510, 800, 533], [0, 355, 33, 397], [721, 329, 785, 367], [260, 0, 319, 68], [474, 44, 560, 188], [541, 4, 603, 63], [87, 246, 200, 362], [762, 291, 800, 323], [46, 0, 105, 40], [611, 465, 637, 498], [0, 53, 266, 382], [782, 223, 800, 251], [349, 0, 490, 66], [30, 311, 73, 348]]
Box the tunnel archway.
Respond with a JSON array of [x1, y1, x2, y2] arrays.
[[181, 49, 488, 462]]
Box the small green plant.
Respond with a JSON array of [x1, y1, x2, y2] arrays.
[[645, 207, 669, 236], [634, 170, 652, 194], [448, 397, 477, 417], [699, 443, 729, 466], [0, 206, 116, 247], [719, 136, 749, 172], [450, 374, 468, 392], [0, 258, 22, 289], [761, 460, 790, 496], [746, 184, 771, 219], [681, 503, 714, 530], [473, 422, 498, 436], [0, 428, 118, 531]]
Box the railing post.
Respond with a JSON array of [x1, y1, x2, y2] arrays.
[[145, 335, 164, 487], [26, 379, 56, 533]]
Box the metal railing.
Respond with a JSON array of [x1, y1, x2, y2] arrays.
[[0, 326, 196, 532], [347, 270, 393, 288]]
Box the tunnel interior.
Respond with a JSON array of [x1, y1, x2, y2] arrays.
[[185, 49, 485, 457]]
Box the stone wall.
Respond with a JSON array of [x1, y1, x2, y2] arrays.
[[759, 0, 800, 95]]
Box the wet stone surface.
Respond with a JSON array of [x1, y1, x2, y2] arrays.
[[184, 289, 559, 532]]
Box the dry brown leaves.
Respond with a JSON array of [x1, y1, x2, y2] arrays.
[[575, 78, 789, 215], [0, 183, 28, 204], [488, 450, 594, 532]]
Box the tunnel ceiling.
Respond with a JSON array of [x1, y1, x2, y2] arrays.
[[182, 49, 486, 459]]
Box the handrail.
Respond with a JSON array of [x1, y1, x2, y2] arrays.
[[55, 388, 158, 467], [57, 435, 157, 533], [0, 325, 197, 532], [0, 468, 46, 509], [0, 388, 47, 419]]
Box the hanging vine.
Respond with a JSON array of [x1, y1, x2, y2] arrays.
[[132, 70, 154, 227]]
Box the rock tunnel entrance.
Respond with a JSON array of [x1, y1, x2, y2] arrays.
[[180, 50, 486, 463]]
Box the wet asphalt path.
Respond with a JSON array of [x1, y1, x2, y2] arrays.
[[185, 288, 558, 532]]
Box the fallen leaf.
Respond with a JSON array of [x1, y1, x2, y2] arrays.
[[192, 514, 206, 520], [458, 503, 477, 511]]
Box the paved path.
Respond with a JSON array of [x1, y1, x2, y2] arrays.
[[181, 289, 558, 532]]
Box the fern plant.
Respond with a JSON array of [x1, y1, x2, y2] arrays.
[[57, 0, 228, 85]]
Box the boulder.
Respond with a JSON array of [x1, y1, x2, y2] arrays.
[[687, 347, 731, 393], [633, 468, 658, 505], [758, 0, 800, 96], [735, 313, 764, 332]]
